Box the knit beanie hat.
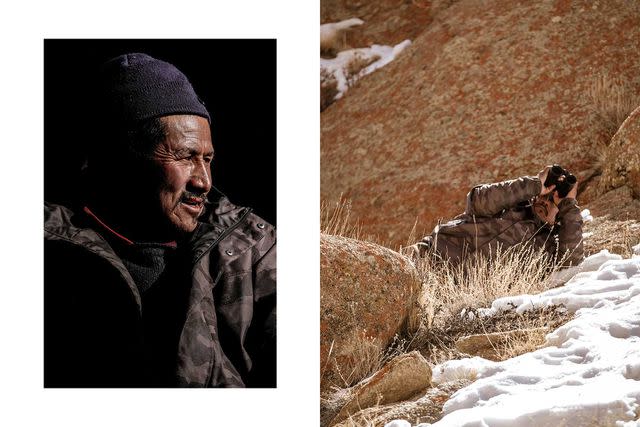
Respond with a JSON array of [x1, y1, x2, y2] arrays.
[[99, 53, 210, 124]]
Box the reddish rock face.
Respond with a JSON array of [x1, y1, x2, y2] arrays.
[[321, 0, 640, 247], [320, 234, 420, 392]]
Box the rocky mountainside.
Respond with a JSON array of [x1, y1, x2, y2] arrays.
[[321, 0, 640, 247]]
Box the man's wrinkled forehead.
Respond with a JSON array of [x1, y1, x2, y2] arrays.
[[159, 115, 214, 153]]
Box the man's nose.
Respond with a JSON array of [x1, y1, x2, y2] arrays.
[[190, 160, 212, 193]]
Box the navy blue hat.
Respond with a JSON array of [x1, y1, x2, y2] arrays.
[[99, 53, 210, 124]]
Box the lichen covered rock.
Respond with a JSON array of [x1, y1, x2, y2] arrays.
[[320, 234, 420, 392]]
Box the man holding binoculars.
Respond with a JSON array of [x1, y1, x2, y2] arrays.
[[406, 165, 584, 268]]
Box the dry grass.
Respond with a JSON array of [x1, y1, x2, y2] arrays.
[[331, 334, 382, 390], [336, 397, 382, 427], [414, 304, 571, 366], [405, 243, 573, 365], [419, 243, 561, 326], [583, 216, 640, 258], [588, 74, 638, 143], [320, 196, 400, 248], [321, 199, 574, 366], [339, 414, 376, 427], [329, 334, 408, 391], [494, 327, 549, 361], [321, 196, 363, 239], [321, 335, 407, 427]]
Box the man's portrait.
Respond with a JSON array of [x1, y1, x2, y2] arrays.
[[44, 40, 276, 388]]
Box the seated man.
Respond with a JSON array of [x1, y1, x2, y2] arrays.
[[44, 53, 276, 387], [406, 165, 584, 267]]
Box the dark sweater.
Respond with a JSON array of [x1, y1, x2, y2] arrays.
[[84, 208, 192, 386]]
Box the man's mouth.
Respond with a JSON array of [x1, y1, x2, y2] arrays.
[[180, 195, 206, 214], [183, 196, 204, 206]]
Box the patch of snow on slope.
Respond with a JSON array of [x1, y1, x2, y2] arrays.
[[321, 41, 411, 102]]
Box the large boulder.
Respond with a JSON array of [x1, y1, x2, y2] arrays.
[[321, 0, 640, 247], [320, 233, 421, 392], [598, 105, 640, 198]]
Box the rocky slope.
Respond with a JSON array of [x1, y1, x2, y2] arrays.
[[321, 0, 640, 247]]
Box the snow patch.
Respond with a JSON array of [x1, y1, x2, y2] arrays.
[[321, 40, 411, 102], [432, 357, 499, 385]]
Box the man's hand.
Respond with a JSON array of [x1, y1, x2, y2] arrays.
[[537, 165, 556, 196]]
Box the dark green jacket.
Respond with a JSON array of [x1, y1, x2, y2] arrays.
[[44, 194, 276, 387], [420, 176, 584, 267]]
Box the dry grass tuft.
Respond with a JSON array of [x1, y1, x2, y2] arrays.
[[321, 335, 407, 426], [332, 334, 383, 390], [494, 327, 549, 361], [422, 244, 561, 322], [320, 197, 400, 248], [321, 196, 363, 239], [415, 304, 571, 365], [583, 216, 640, 258], [330, 334, 408, 391], [588, 74, 638, 143], [405, 244, 573, 365]]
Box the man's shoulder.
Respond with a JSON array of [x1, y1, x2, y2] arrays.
[[44, 202, 113, 250], [44, 201, 78, 232]]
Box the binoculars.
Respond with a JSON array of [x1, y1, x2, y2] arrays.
[[544, 165, 577, 198]]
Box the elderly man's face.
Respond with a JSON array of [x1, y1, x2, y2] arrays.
[[149, 115, 213, 236]]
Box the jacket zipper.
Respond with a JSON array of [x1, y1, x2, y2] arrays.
[[195, 207, 252, 387]]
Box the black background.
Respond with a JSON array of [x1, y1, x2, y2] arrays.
[[44, 39, 276, 225]]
